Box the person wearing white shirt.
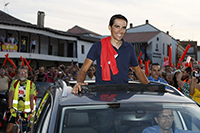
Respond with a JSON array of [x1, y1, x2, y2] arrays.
[[31, 38, 36, 53]]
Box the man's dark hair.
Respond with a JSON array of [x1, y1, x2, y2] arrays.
[[150, 63, 160, 70], [109, 14, 128, 27], [185, 67, 192, 75]]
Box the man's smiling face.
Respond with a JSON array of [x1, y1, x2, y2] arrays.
[[109, 18, 127, 43]]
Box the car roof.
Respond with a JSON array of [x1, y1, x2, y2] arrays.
[[59, 91, 193, 106], [53, 80, 195, 106]]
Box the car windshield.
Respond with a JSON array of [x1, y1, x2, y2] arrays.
[[35, 82, 53, 98], [59, 103, 200, 133]]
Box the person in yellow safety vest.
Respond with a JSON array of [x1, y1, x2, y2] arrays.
[[6, 66, 36, 133], [190, 75, 200, 104]]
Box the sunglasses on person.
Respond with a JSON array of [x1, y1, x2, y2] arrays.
[[19, 71, 27, 74]]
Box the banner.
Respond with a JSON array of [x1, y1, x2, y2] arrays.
[[1, 43, 18, 52]]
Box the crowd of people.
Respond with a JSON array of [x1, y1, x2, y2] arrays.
[[0, 61, 76, 86], [0, 34, 18, 45], [0, 34, 18, 52], [1, 59, 200, 103], [1, 59, 199, 133], [0, 34, 36, 53], [135, 59, 200, 105], [0, 60, 96, 92]]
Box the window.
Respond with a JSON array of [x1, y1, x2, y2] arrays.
[[58, 43, 64, 57], [59, 103, 200, 133], [67, 42, 74, 57], [81, 45, 84, 54], [163, 43, 165, 54], [157, 37, 159, 41], [188, 47, 194, 53], [155, 44, 159, 51], [167, 45, 169, 56]]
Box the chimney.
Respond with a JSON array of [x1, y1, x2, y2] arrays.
[[145, 20, 149, 24], [130, 23, 133, 28], [166, 31, 169, 35], [37, 11, 45, 27]]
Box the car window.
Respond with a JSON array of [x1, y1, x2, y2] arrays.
[[59, 103, 200, 133], [35, 82, 53, 98], [33, 92, 51, 133]]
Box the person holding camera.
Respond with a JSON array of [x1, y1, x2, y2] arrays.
[[57, 69, 66, 80], [43, 66, 57, 83], [190, 71, 200, 104], [192, 61, 199, 72], [175, 66, 192, 98], [192, 61, 200, 84]]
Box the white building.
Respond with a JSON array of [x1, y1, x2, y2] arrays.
[[124, 20, 184, 66], [0, 10, 100, 68], [197, 46, 200, 61]]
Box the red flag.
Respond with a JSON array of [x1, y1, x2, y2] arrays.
[[145, 61, 149, 76], [169, 46, 173, 67], [177, 44, 191, 69], [180, 44, 191, 61], [2, 58, 7, 67], [177, 62, 180, 69], [140, 59, 143, 68], [9, 59, 17, 69], [2, 53, 9, 67], [137, 52, 143, 61], [24, 58, 32, 71], [20, 56, 25, 66], [169, 46, 172, 63], [164, 57, 168, 62]]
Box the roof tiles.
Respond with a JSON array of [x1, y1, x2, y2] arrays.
[[123, 31, 160, 43]]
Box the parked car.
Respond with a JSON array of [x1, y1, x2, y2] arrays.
[[30, 80, 200, 133]]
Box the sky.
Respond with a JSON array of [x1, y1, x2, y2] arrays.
[[1, 0, 200, 45]]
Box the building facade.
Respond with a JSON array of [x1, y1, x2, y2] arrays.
[[124, 20, 185, 66], [0, 10, 100, 68], [179, 41, 198, 61]]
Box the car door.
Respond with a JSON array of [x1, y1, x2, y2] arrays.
[[31, 90, 53, 133]]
